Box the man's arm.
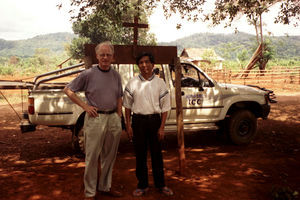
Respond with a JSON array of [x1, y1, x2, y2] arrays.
[[63, 87, 98, 117], [125, 107, 133, 140], [117, 97, 122, 117], [158, 111, 168, 141]]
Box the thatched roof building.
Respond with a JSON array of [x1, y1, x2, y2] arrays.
[[180, 48, 224, 69]]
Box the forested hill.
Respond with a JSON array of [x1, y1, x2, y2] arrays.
[[0, 32, 75, 57], [159, 32, 300, 60], [0, 32, 299, 59]]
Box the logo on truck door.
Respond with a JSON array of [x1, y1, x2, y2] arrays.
[[186, 94, 203, 105]]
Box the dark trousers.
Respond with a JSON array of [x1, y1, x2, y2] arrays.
[[132, 114, 165, 189]]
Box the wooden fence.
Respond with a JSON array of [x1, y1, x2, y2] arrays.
[[203, 67, 300, 87]]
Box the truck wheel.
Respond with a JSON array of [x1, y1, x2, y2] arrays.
[[72, 120, 85, 154], [228, 110, 257, 145]]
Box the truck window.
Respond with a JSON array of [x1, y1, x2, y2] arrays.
[[169, 63, 211, 88], [153, 65, 165, 81]]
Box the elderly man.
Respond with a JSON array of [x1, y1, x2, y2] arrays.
[[64, 41, 123, 200]]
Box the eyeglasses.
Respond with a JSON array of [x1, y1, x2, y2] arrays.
[[99, 53, 113, 58]]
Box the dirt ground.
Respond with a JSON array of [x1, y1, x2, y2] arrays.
[[0, 91, 299, 200]]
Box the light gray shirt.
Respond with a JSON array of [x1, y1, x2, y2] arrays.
[[67, 65, 123, 111], [123, 74, 171, 115]]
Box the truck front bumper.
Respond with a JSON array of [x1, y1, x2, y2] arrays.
[[261, 104, 271, 119]]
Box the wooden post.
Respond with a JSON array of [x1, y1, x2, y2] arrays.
[[56, 57, 72, 69], [123, 15, 148, 56], [84, 56, 93, 69], [298, 68, 300, 85], [174, 57, 185, 175], [259, 13, 264, 72], [271, 70, 274, 83], [123, 16, 148, 46]]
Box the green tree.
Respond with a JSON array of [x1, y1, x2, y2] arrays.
[[201, 49, 220, 68], [9, 56, 20, 65], [254, 37, 275, 70], [68, 37, 91, 59], [237, 49, 249, 62], [61, 0, 156, 59], [62, 0, 300, 32], [217, 42, 244, 60], [61, 0, 299, 63], [34, 48, 52, 65], [203, 1, 288, 70]]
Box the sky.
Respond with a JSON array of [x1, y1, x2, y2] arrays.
[[0, 0, 299, 42]]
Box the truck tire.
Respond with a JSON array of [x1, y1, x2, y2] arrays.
[[228, 110, 257, 145], [72, 118, 85, 154]]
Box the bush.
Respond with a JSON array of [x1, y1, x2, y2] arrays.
[[0, 51, 77, 77], [267, 59, 300, 68], [223, 60, 242, 70], [222, 58, 300, 71], [0, 65, 14, 75]]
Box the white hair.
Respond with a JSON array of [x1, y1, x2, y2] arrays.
[[95, 41, 114, 55]]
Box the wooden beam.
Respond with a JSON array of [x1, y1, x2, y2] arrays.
[[84, 44, 177, 64]]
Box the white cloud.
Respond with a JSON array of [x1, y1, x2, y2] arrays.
[[0, 0, 73, 40]]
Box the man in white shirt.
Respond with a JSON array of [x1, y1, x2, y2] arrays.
[[123, 52, 173, 197]]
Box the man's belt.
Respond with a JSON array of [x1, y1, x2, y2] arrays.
[[132, 113, 160, 119], [97, 110, 116, 114]]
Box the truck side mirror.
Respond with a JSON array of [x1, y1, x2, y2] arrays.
[[198, 79, 204, 91], [198, 86, 204, 91]]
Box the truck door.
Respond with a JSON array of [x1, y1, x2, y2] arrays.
[[168, 63, 223, 125]]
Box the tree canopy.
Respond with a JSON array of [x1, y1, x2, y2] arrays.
[[61, 0, 300, 29], [60, 0, 299, 60], [61, 0, 156, 58]]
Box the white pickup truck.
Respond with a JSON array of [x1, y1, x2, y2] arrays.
[[22, 60, 276, 152]]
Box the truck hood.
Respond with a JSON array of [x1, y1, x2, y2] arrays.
[[218, 83, 267, 95]]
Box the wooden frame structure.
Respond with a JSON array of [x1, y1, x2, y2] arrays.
[[84, 44, 186, 174]]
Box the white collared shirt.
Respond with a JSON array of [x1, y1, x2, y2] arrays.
[[123, 74, 171, 115]]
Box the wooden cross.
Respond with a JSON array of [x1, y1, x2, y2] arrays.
[[123, 16, 148, 46]]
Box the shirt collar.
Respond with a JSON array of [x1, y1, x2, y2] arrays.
[[97, 65, 111, 72], [138, 73, 155, 81]]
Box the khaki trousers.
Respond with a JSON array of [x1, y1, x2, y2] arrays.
[[83, 112, 121, 197]]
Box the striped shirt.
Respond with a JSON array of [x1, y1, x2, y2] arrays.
[[123, 74, 171, 115]]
